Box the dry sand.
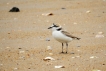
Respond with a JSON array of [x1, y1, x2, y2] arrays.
[[0, 0, 106, 71]]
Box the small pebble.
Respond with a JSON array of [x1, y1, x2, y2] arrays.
[[98, 32, 103, 34], [49, 53, 53, 56], [46, 46, 52, 51], [72, 57, 75, 58], [90, 56, 94, 59], [18, 48, 22, 49], [28, 68, 31, 69], [6, 47, 10, 48], [90, 56, 98, 59], [86, 10, 91, 13], [14, 68, 18, 70], [95, 32, 104, 38], [73, 22, 77, 25], [46, 38, 50, 41], [61, 8, 66, 9], [70, 52, 75, 54], [95, 34, 104, 38], [8, 33, 10, 34], [76, 45, 80, 47], [48, 13, 53, 16], [19, 51, 25, 53]]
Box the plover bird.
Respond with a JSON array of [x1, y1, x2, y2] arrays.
[[48, 23, 81, 53]]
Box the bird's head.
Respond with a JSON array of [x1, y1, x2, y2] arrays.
[[48, 23, 62, 31]]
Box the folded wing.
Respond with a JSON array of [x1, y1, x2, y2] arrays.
[[62, 31, 81, 40]]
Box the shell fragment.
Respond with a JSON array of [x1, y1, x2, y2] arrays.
[[55, 65, 65, 68], [43, 57, 55, 61]]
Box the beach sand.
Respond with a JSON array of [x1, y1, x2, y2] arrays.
[[0, 0, 106, 71]]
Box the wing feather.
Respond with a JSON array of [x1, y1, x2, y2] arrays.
[[62, 31, 80, 40]]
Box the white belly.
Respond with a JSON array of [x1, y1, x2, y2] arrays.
[[52, 31, 72, 43]]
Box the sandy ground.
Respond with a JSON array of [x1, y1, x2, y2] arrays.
[[0, 0, 106, 71]]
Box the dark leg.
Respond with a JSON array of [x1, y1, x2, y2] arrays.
[[61, 43, 64, 53], [66, 43, 68, 53]]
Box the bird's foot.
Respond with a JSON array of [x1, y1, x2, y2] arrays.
[[59, 51, 68, 54]]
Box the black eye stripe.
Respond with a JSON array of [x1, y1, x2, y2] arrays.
[[56, 28, 62, 31]]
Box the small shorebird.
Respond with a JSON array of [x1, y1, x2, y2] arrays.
[[48, 23, 81, 53]]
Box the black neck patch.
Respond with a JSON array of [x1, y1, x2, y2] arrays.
[[56, 28, 62, 31]]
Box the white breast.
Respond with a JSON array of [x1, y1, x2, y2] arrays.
[[52, 31, 72, 43]]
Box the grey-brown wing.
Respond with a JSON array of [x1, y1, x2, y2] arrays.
[[62, 31, 80, 40]]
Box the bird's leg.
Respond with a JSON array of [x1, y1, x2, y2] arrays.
[[61, 43, 64, 53], [66, 43, 68, 53]]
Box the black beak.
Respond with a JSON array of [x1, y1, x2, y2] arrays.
[[48, 27, 52, 29]]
